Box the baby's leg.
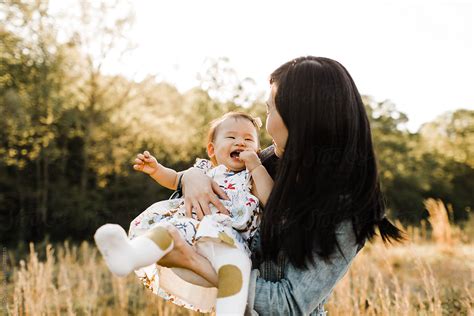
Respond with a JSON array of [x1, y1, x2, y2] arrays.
[[94, 223, 174, 277], [196, 241, 251, 316]]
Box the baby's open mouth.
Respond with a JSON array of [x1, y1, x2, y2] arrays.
[[230, 150, 243, 158]]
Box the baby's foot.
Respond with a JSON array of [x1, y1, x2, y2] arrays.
[[94, 224, 137, 277], [95, 223, 174, 277]]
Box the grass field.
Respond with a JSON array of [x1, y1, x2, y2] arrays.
[[2, 199, 473, 315]]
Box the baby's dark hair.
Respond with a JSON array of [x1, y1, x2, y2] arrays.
[[207, 112, 262, 165]]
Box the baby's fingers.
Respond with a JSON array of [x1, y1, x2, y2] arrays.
[[137, 153, 153, 163], [133, 164, 143, 171]]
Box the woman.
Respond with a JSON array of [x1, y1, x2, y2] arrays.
[[160, 56, 405, 315]]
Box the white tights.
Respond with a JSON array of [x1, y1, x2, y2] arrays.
[[196, 240, 251, 315]]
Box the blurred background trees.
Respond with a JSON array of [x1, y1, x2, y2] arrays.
[[1, 0, 472, 247]]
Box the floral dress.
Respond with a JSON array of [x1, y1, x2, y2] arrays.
[[128, 158, 260, 312]]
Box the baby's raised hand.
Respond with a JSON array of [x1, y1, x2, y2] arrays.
[[133, 151, 160, 175], [238, 149, 261, 172]]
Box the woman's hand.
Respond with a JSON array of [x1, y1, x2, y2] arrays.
[[182, 168, 230, 219], [157, 225, 195, 270], [158, 225, 218, 287], [133, 151, 160, 176]]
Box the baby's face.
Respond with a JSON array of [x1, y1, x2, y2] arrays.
[[208, 118, 259, 171]]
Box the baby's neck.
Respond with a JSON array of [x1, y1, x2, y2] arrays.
[[220, 164, 245, 173]]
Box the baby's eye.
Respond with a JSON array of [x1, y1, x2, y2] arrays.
[[245, 138, 254, 142], [226, 136, 235, 139]]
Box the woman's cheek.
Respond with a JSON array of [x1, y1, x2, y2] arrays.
[[265, 116, 270, 136], [267, 117, 282, 156], [266, 115, 274, 140]]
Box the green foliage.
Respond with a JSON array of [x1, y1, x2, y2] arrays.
[[365, 97, 473, 224]]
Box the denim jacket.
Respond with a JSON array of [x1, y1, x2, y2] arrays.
[[245, 220, 363, 315], [244, 147, 365, 315]]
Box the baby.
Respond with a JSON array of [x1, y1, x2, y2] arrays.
[[94, 112, 273, 315]]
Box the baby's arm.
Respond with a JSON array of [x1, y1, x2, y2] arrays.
[[239, 150, 274, 206], [150, 166, 183, 191], [133, 151, 181, 190], [249, 164, 273, 206]]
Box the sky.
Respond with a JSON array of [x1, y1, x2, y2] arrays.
[[54, 0, 474, 132]]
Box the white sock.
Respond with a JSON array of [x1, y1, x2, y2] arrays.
[[94, 224, 173, 277]]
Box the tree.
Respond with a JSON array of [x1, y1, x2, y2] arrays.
[[55, 0, 136, 196], [1, 0, 68, 239], [419, 109, 474, 167], [197, 57, 262, 107]]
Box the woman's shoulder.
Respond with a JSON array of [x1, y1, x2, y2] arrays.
[[334, 220, 355, 241], [334, 219, 365, 257], [303, 220, 362, 269], [259, 146, 279, 179], [259, 146, 276, 162]]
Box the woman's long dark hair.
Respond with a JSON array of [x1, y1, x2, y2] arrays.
[[261, 56, 405, 268]]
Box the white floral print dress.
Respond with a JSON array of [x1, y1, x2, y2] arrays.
[[127, 158, 260, 312]]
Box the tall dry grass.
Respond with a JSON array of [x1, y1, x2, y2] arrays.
[[2, 198, 473, 315], [425, 198, 453, 246], [3, 242, 200, 316], [326, 240, 473, 315]]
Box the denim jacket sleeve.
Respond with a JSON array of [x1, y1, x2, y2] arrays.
[[246, 221, 362, 315]]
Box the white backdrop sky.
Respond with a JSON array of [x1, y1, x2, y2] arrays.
[[55, 0, 474, 132]]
